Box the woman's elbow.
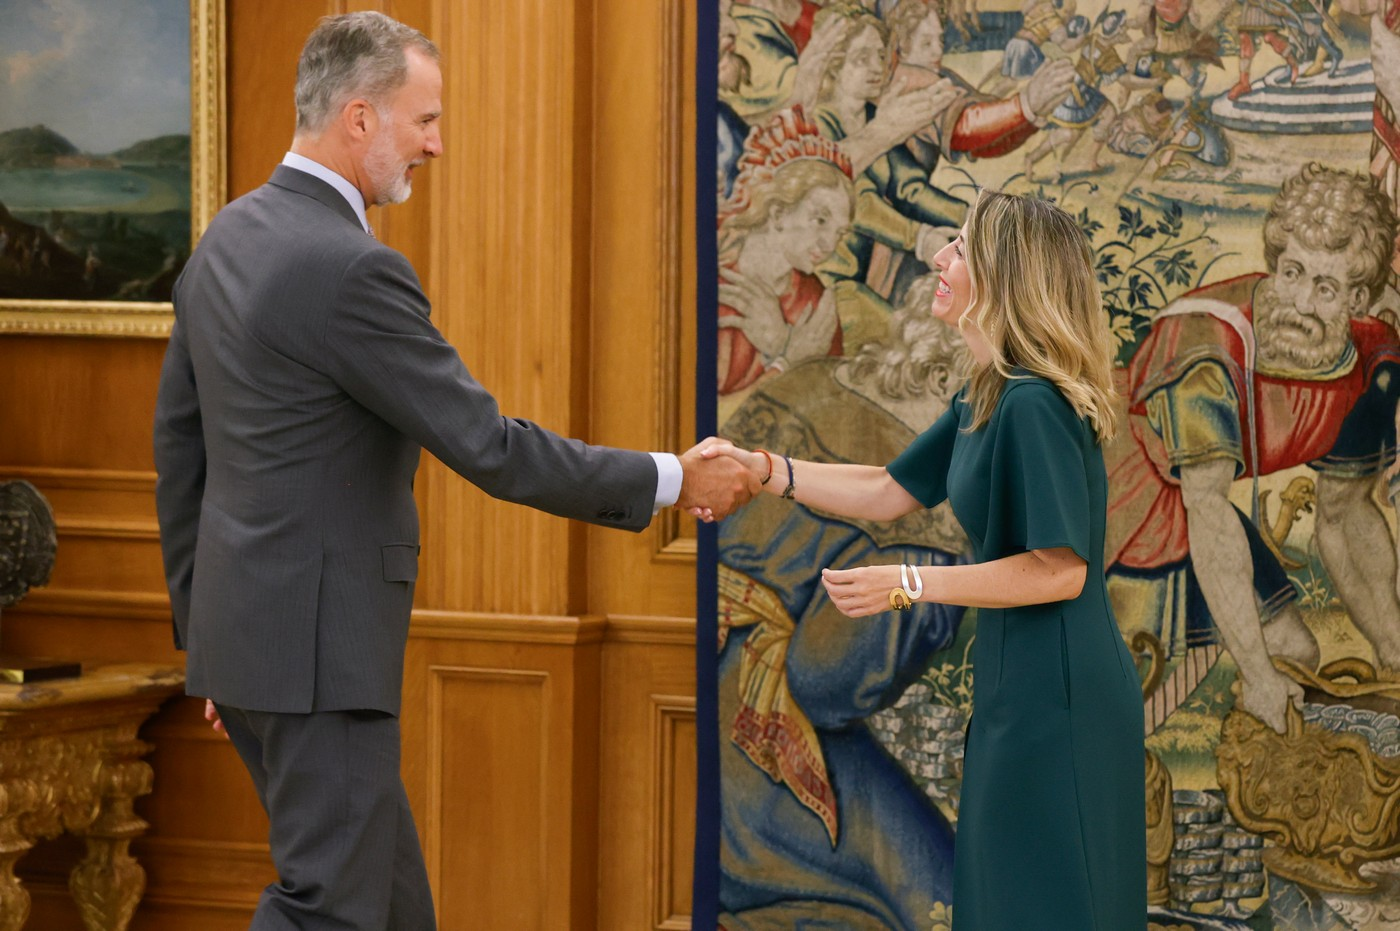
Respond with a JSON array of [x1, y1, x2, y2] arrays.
[[873, 472, 923, 521], [1058, 562, 1088, 601], [1030, 548, 1087, 602]]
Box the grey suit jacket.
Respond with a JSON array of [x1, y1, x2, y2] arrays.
[[154, 166, 657, 715]]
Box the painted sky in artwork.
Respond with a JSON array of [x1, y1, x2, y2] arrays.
[[0, 0, 190, 154]]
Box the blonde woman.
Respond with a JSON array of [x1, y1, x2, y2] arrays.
[[703, 192, 1147, 929]]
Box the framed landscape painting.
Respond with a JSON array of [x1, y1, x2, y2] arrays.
[[0, 0, 224, 337]]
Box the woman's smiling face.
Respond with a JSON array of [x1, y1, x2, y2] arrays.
[[929, 225, 971, 326]]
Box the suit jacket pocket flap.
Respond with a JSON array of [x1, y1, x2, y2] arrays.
[[381, 543, 419, 582]]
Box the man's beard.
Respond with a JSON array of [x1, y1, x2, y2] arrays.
[[1256, 277, 1353, 371], [365, 125, 414, 206], [719, 51, 751, 94]]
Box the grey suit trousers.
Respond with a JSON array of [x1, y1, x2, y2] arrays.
[[216, 705, 436, 931]]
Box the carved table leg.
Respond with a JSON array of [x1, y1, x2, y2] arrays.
[[0, 780, 39, 931], [69, 754, 153, 931]]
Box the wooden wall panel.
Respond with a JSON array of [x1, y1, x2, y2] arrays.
[[430, 665, 550, 928], [0, 0, 702, 927], [401, 624, 603, 930], [225, 0, 331, 200], [589, 0, 699, 616], [412, 0, 592, 619], [597, 625, 698, 930], [591, 0, 701, 920]]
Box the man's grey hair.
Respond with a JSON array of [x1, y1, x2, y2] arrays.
[[294, 12, 439, 135]]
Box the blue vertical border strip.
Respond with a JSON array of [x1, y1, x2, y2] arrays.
[[693, 0, 720, 927]]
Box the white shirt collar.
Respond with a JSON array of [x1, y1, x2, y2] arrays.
[[281, 152, 371, 234]]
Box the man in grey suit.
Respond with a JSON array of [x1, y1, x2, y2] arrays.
[[153, 12, 754, 929]]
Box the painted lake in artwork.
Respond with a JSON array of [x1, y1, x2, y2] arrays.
[[0, 166, 188, 213], [0, 131, 192, 303], [0, 0, 193, 303]]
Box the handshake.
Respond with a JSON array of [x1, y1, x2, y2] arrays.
[[674, 437, 771, 522]]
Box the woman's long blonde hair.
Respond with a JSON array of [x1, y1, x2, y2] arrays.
[[959, 191, 1118, 441]]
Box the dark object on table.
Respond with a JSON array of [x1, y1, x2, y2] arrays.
[[0, 479, 78, 681]]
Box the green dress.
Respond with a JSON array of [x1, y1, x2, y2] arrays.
[[887, 375, 1146, 930]]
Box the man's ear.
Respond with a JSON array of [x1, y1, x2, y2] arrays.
[[1350, 284, 1372, 317], [341, 98, 378, 142]]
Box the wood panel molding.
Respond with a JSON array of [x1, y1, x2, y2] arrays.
[[5, 588, 169, 621], [604, 615, 698, 646], [652, 0, 697, 563], [596, 637, 697, 929], [0, 467, 159, 541], [53, 517, 160, 541], [0, 466, 156, 491], [425, 664, 551, 930], [134, 838, 272, 910], [650, 694, 697, 930], [410, 610, 606, 645]]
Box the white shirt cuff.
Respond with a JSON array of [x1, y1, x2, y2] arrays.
[[650, 452, 683, 512]]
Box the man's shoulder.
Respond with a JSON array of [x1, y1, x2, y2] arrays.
[[192, 183, 406, 307], [1352, 314, 1400, 351], [1352, 315, 1400, 378], [211, 181, 380, 254], [1127, 274, 1267, 404], [1164, 274, 1265, 316]]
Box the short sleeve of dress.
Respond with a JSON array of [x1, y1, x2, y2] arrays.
[[887, 389, 963, 508], [990, 382, 1093, 562]]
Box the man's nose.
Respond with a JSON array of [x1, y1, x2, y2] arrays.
[[425, 127, 443, 158], [1299, 285, 1323, 314]]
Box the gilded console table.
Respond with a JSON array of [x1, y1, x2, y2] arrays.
[[0, 662, 184, 931]]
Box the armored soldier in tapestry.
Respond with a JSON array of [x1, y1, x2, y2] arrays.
[[708, 0, 1400, 928]]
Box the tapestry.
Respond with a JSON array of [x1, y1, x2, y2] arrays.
[[698, 1, 1400, 928]]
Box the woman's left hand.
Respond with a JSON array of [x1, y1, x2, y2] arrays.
[[821, 564, 907, 617]]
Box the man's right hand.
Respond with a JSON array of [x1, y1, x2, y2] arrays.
[[677, 439, 761, 521], [870, 77, 959, 149], [1237, 668, 1304, 735]]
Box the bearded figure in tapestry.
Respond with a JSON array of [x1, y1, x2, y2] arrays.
[[710, 1, 1400, 928]]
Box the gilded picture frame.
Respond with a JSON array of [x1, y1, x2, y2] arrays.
[[0, 0, 225, 338]]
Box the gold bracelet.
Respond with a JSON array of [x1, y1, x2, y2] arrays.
[[888, 588, 912, 611]]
